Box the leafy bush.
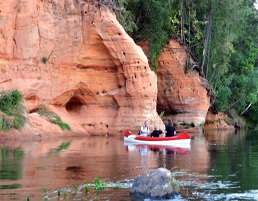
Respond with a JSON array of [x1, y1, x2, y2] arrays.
[[0, 90, 26, 131], [0, 90, 23, 115], [38, 104, 71, 131], [0, 115, 9, 132], [13, 115, 26, 130], [129, 0, 174, 71], [41, 56, 48, 64]]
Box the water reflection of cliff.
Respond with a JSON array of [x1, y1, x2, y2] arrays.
[[0, 135, 212, 200], [204, 129, 246, 146]]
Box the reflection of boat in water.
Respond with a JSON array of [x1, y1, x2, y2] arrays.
[[124, 143, 191, 155], [123, 130, 191, 148]]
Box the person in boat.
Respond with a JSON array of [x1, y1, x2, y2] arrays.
[[165, 119, 176, 137], [139, 120, 150, 136], [150, 124, 163, 137]]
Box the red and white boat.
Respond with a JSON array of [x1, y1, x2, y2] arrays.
[[124, 130, 191, 147]]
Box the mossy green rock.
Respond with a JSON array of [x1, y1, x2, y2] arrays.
[[130, 168, 180, 199]]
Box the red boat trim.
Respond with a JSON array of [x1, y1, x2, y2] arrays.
[[124, 130, 132, 137]]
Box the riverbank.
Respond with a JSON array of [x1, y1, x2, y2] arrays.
[[0, 129, 90, 142]]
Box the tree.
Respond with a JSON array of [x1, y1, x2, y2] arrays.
[[114, 0, 258, 126]]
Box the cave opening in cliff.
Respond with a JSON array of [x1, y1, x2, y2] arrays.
[[65, 97, 83, 116]]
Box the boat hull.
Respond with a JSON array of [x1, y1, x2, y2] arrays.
[[124, 143, 191, 154], [123, 131, 191, 147]]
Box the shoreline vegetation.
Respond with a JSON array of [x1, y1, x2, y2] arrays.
[[0, 90, 26, 132], [0, 90, 71, 133], [114, 0, 258, 129], [0, 89, 241, 142], [38, 104, 71, 131]]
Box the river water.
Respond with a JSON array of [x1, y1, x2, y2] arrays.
[[0, 129, 258, 200]]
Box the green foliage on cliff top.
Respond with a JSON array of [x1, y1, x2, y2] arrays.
[[114, 0, 258, 126], [114, 0, 174, 71], [0, 90, 26, 131]]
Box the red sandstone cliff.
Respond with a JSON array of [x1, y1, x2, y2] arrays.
[[138, 40, 212, 127], [0, 0, 163, 136], [0, 0, 219, 138], [157, 40, 212, 126]]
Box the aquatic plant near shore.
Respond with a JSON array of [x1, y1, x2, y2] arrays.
[[93, 177, 106, 191], [42, 177, 132, 200], [85, 184, 89, 194]]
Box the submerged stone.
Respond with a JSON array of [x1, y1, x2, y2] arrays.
[[130, 168, 180, 199]]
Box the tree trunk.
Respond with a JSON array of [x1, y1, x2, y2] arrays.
[[241, 103, 252, 115], [201, 8, 213, 72], [136, 8, 142, 25], [180, 1, 185, 43]]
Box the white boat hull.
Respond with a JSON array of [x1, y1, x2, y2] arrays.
[[124, 136, 191, 147]]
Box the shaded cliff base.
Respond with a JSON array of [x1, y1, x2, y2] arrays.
[[162, 111, 237, 133], [165, 110, 246, 132], [204, 111, 235, 130], [0, 110, 243, 141]]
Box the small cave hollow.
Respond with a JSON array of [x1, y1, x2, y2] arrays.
[[65, 97, 83, 116], [24, 93, 39, 113]]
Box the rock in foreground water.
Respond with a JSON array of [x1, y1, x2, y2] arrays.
[[130, 168, 180, 199]]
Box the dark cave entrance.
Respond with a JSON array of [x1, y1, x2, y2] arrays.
[[65, 97, 83, 116]]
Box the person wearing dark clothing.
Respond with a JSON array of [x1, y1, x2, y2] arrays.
[[151, 130, 163, 137], [165, 119, 176, 137], [150, 124, 163, 137]]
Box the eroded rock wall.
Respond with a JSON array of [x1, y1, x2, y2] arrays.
[[0, 0, 163, 136], [138, 40, 212, 127], [205, 111, 234, 130], [157, 40, 211, 126]]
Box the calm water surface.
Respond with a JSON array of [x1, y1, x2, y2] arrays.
[[0, 129, 258, 200]]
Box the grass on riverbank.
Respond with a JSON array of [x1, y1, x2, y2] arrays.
[[0, 90, 26, 132], [38, 104, 71, 131]]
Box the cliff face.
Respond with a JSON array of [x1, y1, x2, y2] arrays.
[[138, 40, 212, 127], [0, 0, 163, 136], [205, 111, 234, 130], [157, 40, 211, 126]]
